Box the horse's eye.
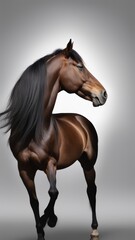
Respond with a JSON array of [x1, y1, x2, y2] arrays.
[[77, 64, 83, 71]]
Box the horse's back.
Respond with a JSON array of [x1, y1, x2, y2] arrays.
[[54, 113, 98, 169]]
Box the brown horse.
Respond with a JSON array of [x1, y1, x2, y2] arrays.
[[0, 40, 107, 240]]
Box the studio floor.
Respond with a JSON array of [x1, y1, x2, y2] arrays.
[[0, 218, 135, 240]]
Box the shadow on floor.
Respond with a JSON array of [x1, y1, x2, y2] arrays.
[[0, 219, 135, 240]]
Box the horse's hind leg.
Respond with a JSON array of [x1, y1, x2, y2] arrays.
[[18, 164, 45, 240], [40, 158, 59, 228], [80, 159, 99, 238], [84, 167, 99, 237]]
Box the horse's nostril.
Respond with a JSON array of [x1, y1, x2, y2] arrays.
[[102, 90, 107, 99]]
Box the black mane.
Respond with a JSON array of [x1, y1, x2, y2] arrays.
[[68, 49, 83, 63], [53, 49, 83, 63], [0, 48, 83, 151]]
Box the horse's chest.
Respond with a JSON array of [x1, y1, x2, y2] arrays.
[[27, 138, 59, 170]]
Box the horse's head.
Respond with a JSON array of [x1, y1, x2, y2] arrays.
[[59, 40, 107, 107]]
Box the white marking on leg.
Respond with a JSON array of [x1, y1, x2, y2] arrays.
[[91, 229, 99, 237]]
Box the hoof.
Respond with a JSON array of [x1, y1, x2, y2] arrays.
[[47, 214, 58, 228], [37, 233, 45, 240], [90, 237, 99, 240], [37, 237, 45, 240], [91, 229, 99, 238]]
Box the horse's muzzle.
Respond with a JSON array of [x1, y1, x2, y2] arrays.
[[92, 90, 107, 107]]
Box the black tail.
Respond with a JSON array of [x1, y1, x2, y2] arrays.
[[0, 56, 46, 150]]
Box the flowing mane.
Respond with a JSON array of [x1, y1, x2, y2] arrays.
[[0, 49, 83, 150]]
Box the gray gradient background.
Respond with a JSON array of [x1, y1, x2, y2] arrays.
[[0, 0, 135, 239]]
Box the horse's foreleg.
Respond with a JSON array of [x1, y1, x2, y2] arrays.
[[18, 164, 45, 240], [40, 158, 59, 228], [83, 167, 99, 238]]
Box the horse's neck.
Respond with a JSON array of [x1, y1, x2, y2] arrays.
[[43, 59, 61, 129], [44, 79, 59, 128]]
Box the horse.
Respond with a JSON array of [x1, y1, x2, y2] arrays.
[[0, 40, 107, 240]]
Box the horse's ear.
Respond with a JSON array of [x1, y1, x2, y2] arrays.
[[66, 39, 73, 51], [64, 39, 74, 58]]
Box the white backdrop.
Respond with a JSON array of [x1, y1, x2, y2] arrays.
[[0, 1, 135, 240]]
